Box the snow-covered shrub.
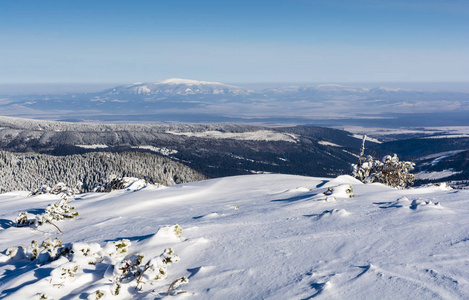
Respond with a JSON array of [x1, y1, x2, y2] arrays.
[[352, 154, 415, 189], [1, 225, 187, 297], [6, 238, 67, 263], [30, 182, 80, 198], [51, 262, 80, 280], [33, 238, 66, 262], [352, 137, 414, 189], [87, 290, 106, 300], [323, 184, 354, 199], [43, 198, 79, 221], [15, 198, 78, 232], [15, 212, 37, 227], [111, 245, 181, 292], [92, 175, 147, 192], [101, 239, 131, 257]]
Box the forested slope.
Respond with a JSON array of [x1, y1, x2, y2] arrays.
[[0, 151, 206, 193]]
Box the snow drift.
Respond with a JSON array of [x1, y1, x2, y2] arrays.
[[0, 174, 468, 299]]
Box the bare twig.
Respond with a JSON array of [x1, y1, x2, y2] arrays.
[[47, 220, 63, 234], [135, 261, 151, 290], [167, 277, 184, 296]]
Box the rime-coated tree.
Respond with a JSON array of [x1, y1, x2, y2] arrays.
[[351, 136, 414, 189], [352, 154, 415, 189]]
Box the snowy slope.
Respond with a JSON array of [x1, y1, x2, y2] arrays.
[[1, 175, 468, 299]]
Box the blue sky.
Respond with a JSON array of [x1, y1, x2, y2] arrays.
[[1, 0, 468, 84]]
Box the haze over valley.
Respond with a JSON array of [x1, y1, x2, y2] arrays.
[[1, 78, 468, 128]]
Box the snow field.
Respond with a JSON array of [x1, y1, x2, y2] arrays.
[[0, 174, 468, 299], [165, 130, 299, 143]]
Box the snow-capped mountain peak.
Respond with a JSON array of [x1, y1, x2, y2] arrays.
[[158, 78, 225, 86], [105, 78, 250, 96]]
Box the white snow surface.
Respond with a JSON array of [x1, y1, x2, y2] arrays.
[[318, 141, 342, 147], [421, 135, 469, 139], [415, 170, 463, 180], [158, 78, 226, 86], [76, 144, 109, 149], [166, 130, 299, 143], [130, 145, 178, 156], [341, 126, 469, 143], [417, 150, 466, 162], [1, 174, 469, 299], [351, 134, 382, 144]]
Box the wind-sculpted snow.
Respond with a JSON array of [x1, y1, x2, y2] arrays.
[[1, 174, 468, 299]]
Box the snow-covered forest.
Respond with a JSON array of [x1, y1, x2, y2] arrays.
[[0, 151, 206, 193]]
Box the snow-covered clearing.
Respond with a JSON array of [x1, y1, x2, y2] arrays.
[[1, 174, 469, 299], [341, 126, 441, 136], [425, 126, 469, 135], [166, 130, 299, 143], [76, 145, 109, 149], [318, 141, 342, 147], [415, 170, 463, 180], [417, 150, 467, 170], [351, 134, 381, 144], [131, 146, 178, 156], [342, 126, 469, 141], [421, 135, 469, 139], [417, 150, 467, 162]]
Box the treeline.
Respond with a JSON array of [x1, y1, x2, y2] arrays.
[[0, 151, 207, 193]]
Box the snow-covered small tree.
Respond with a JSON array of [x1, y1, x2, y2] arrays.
[[352, 154, 415, 189], [92, 175, 147, 192], [30, 182, 80, 198], [352, 136, 414, 189], [15, 198, 78, 233]]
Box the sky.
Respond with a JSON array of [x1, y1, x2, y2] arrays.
[[0, 0, 468, 85]]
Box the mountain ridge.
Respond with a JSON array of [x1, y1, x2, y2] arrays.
[[103, 78, 250, 96]]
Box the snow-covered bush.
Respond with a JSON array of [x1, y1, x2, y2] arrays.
[[15, 198, 79, 232], [6, 238, 65, 263], [323, 184, 354, 202], [30, 182, 80, 198], [351, 135, 414, 189], [92, 175, 147, 192], [1, 225, 187, 298], [352, 154, 415, 189]]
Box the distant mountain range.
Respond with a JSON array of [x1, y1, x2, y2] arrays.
[[1, 78, 469, 126], [103, 78, 250, 96]]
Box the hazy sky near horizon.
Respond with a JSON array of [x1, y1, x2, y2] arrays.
[[1, 0, 468, 84]]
